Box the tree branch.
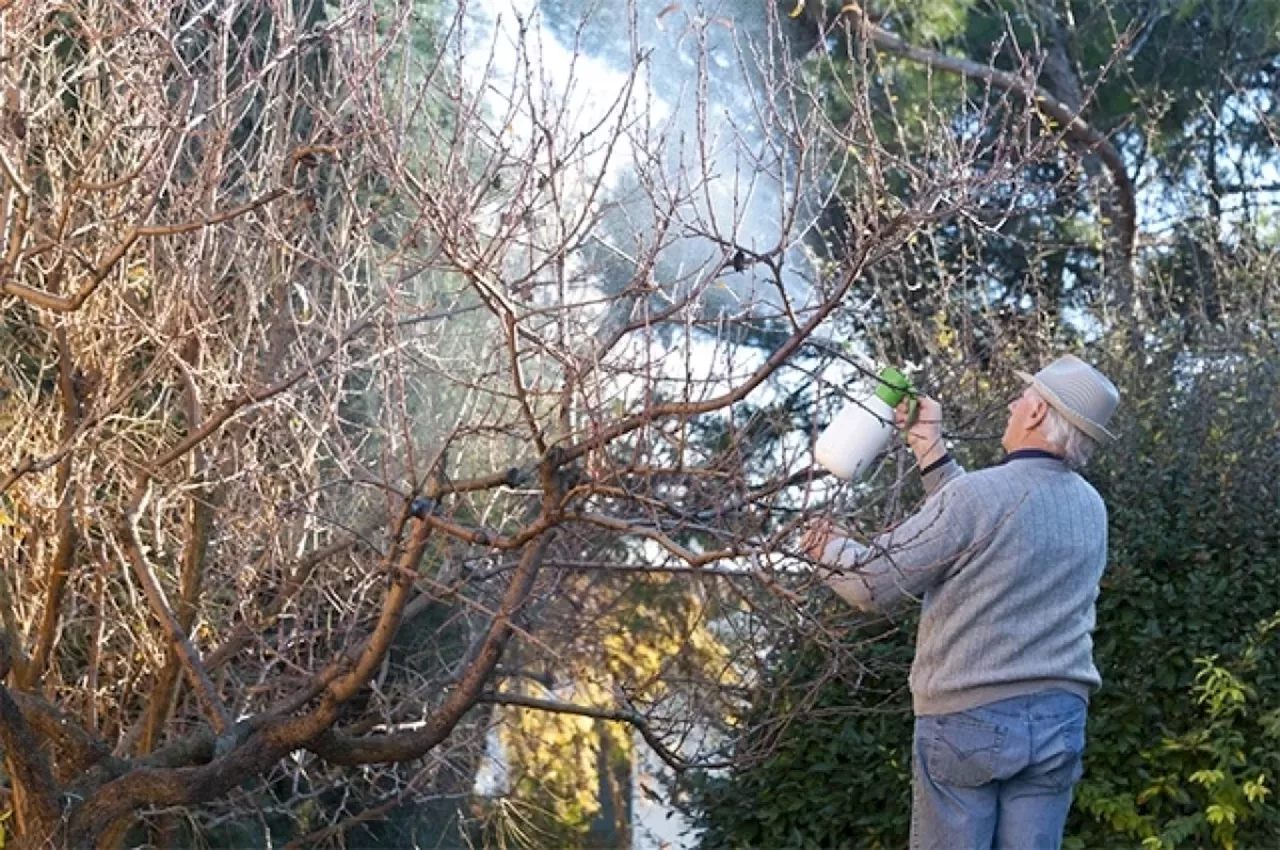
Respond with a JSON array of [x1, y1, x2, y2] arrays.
[[476, 691, 693, 772], [202, 531, 368, 672], [65, 510, 439, 838], [22, 328, 81, 690], [118, 482, 232, 736], [554, 216, 918, 467], [838, 3, 1136, 266], [305, 523, 555, 766], [142, 351, 219, 754], [279, 767, 452, 850], [9, 690, 120, 779], [0, 632, 64, 843], [563, 511, 744, 567], [146, 313, 377, 471], [0, 188, 287, 313]]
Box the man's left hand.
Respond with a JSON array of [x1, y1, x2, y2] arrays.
[[801, 518, 835, 561]]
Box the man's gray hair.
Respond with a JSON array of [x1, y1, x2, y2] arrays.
[[1030, 388, 1100, 468]]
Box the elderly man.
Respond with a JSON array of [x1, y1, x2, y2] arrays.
[[803, 355, 1120, 850]]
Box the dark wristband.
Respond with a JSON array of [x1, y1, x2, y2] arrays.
[[920, 453, 953, 477]]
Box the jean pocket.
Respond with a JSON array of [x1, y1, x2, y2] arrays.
[[1060, 718, 1086, 755], [923, 714, 1006, 788], [1052, 718, 1087, 789]]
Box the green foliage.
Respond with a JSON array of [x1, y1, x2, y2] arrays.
[[691, 613, 917, 849], [1073, 612, 1280, 850], [1068, 342, 1280, 850]]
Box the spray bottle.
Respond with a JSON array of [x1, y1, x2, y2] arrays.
[[814, 367, 916, 481]]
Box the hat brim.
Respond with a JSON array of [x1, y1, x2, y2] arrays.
[[1016, 370, 1116, 443]]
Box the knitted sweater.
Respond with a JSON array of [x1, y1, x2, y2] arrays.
[[820, 453, 1109, 715]]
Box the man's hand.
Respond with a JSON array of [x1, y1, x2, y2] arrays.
[[800, 518, 835, 561], [897, 395, 947, 470]]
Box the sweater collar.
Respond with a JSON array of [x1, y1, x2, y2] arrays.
[[1000, 448, 1065, 465]]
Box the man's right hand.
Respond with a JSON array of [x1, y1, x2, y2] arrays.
[[897, 395, 947, 470]]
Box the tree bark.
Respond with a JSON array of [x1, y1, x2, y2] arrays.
[[21, 327, 81, 691], [62, 509, 438, 843], [0, 632, 64, 848]]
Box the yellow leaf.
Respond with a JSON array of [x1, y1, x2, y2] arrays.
[[789, 0, 805, 18]]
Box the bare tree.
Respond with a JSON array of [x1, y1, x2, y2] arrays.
[[0, 1, 1119, 846]]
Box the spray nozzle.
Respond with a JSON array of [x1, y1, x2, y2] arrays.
[[875, 366, 918, 427]]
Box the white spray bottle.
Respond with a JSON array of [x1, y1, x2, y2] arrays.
[[814, 367, 915, 481]]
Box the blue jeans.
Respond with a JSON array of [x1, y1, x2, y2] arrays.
[[910, 690, 1087, 850]]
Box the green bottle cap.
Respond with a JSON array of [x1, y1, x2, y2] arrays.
[[874, 366, 912, 407]]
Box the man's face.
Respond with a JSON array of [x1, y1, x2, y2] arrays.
[[1002, 386, 1042, 452]]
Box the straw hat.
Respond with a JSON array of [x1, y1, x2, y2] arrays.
[[1015, 355, 1120, 443]]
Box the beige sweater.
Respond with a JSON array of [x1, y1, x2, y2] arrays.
[[820, 452, 1109, 715]]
